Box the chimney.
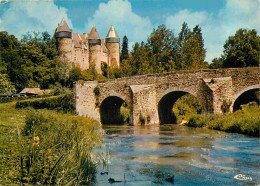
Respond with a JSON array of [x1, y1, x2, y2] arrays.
[[83, 33, 86, 38]]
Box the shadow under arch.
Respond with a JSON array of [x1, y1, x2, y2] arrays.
[[100, 96, 128, 125], [158, 91, 200, 124], [233, 88, 259, 112]]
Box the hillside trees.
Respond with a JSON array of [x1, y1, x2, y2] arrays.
[[0, 31, 65, 91]]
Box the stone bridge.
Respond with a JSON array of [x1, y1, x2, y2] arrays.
[[75, 67, 260, 125]]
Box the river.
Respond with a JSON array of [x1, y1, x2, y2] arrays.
[[93, 125, 260, 185]]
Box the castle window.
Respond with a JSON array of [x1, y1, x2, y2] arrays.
[[74, 57, 76, 61]]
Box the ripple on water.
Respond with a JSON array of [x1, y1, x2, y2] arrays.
[[93, 125, 260, 185]]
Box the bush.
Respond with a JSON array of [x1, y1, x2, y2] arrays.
[[187, 105, 260, 137], [0, 94, 54, 104], [94, 87, 100, 96], [173, 94, 202, 122], [16, 93, 75, 113]]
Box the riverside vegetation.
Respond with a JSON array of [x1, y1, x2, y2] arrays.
[[187, 104, 260, 137], [0, 94, 102, 185], [173, 94, 260, 137]]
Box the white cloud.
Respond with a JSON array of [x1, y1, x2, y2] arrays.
[[85, 0, 153, 46], [0, 0, 72, 39], [165, 0, 260, 62], [166, 9, 208, 34]]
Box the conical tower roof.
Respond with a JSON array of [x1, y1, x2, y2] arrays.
[[106, 26, 119, 38], [57, 18, 71, 32], [88, 26, 100, 40]]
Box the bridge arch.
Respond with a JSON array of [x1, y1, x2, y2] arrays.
[[232, 84, 260, 112], [100, 96, 129, 125], [158, 90, 201, 124]]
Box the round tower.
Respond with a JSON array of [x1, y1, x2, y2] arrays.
[[55, 19, 73, 62], [88, 26, 102, 74], [105, 26, 120, 67]]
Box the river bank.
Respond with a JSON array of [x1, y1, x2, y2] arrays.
[[0, 101, 102, 185], [186, 105, 260, 137]]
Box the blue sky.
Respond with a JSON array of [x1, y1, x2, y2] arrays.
[[0, 0, 259, 62]]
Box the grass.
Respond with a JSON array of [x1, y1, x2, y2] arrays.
[[0, 100, 102, 185], [187, 105, 260, 137]]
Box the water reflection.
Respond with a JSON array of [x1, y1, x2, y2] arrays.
[[93, 125, 260, 185]]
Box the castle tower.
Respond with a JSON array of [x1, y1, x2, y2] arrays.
[[88, 26, 102, 74], [55, 19, 73, 63], [105, 26, 120, 67]]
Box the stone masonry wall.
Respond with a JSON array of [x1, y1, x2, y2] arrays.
[[89, 44, 101, 74], [58, 38, 73, 62], [130, 85, 159, 125], [75, 67, 260, 125], [106, 42, 120, 67]]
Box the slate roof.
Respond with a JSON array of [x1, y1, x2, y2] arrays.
[[57, 18, 71, 32], [88, 26, 100, 40], [72, 32, 87, 48]]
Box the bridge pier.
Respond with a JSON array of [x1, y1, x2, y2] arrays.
[[130, 85, 159, 125], [75, 81, 100, 121], [202, 77, 233, 114]]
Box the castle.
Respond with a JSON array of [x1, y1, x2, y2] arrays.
[[55, 19, 120, 74]]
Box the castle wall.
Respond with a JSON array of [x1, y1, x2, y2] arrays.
[[101, 51, 108, 65], [73, 48, 89, 70], [58, 38, 73, 63], [89, 44, 102, 74], [106, 42, 120, 67]]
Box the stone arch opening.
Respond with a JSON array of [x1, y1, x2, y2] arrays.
[[233, 88, 259, 112], [100, 96, 129, 125], [158, 91, 201, 124]]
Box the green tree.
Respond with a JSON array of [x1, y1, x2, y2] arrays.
[[222, 29, 260, 68], [179, 25, 207, 70], [210, 57, 224, 69], [67, 65, 82, 88], [120, 35, 129, 61], [0, 74, 16, 93], [147, 24, 177, 72]]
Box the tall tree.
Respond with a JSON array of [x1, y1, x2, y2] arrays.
[[179, 25, 207, 70], [222, 29, 260, 68], [120, 35, 129, 61], [147, 24, 177, 72], [176, 22, 191, 69]]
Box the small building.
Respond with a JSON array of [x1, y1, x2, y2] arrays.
[[20, 88, 52, 96]]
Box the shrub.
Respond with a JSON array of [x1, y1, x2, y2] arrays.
[[16, 93, 75, 113], [187, 105, 260, 137], [94, 87, 100, 96], [173, 94, 202, 122], [221, 99, 232, 113]]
